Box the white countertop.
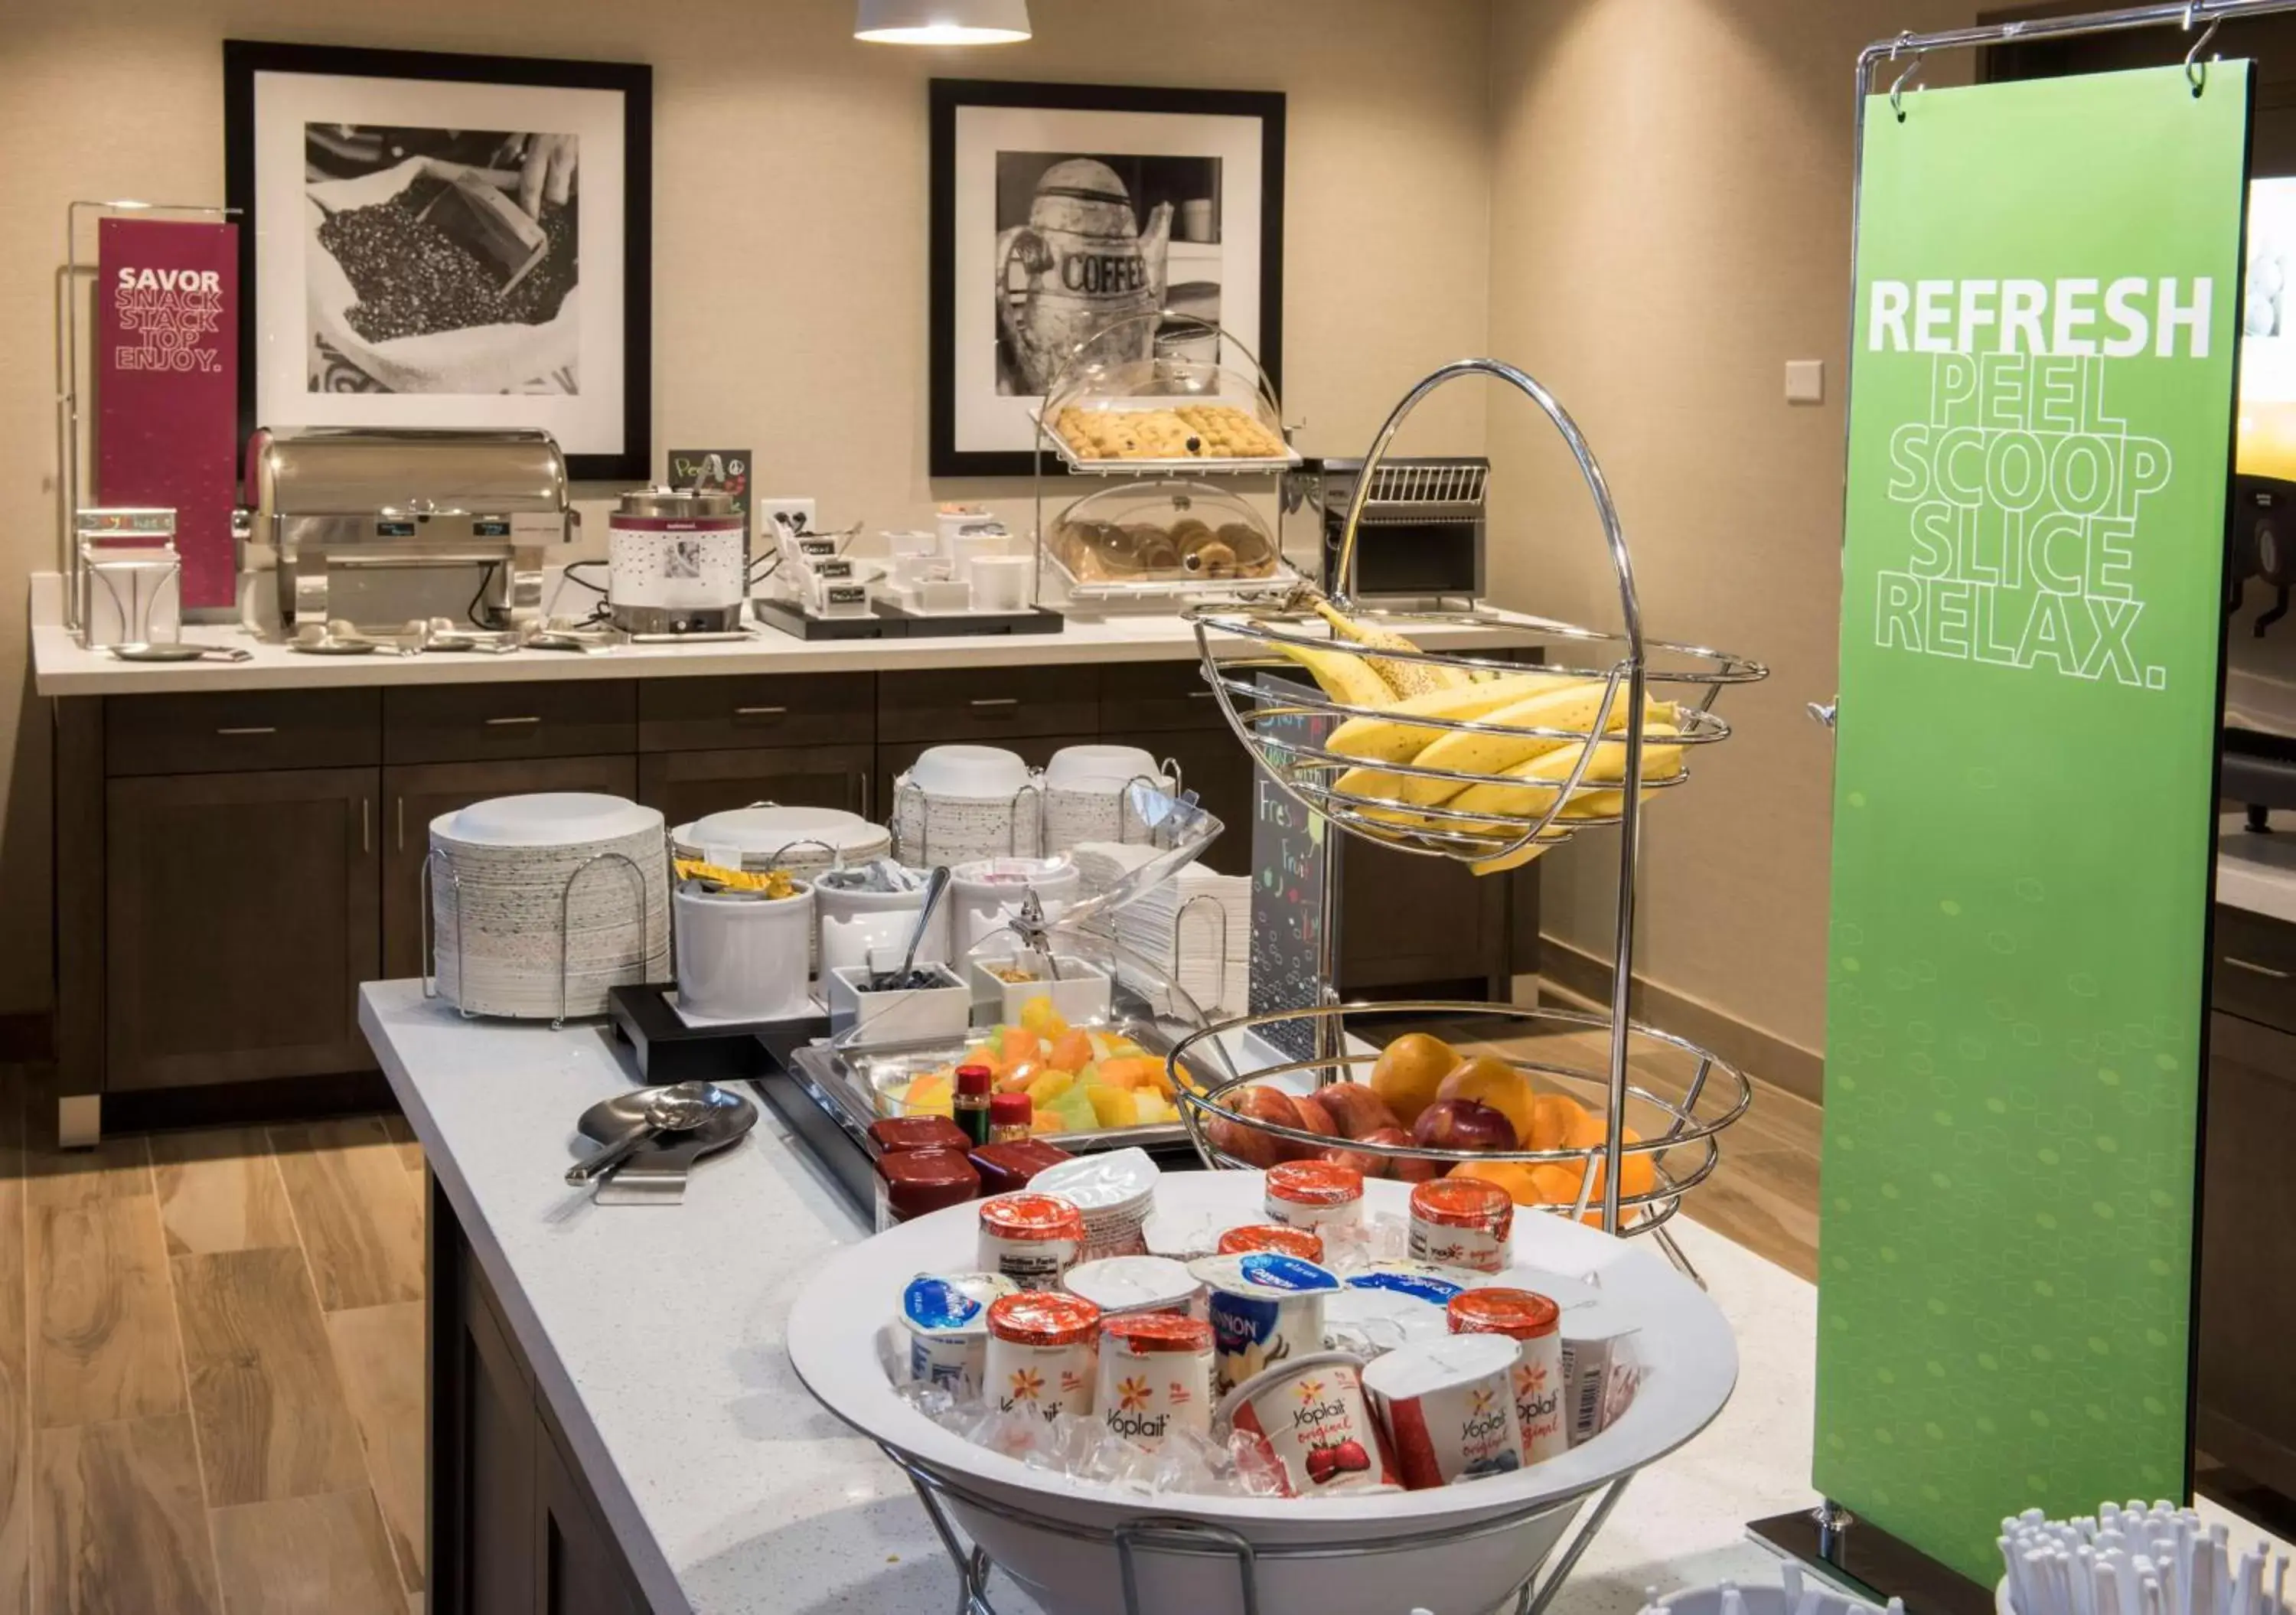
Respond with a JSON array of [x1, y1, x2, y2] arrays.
[[29, 573, 1544, 697], [359, 978, 1826, 1615], [2219, 817, 2296, 927]]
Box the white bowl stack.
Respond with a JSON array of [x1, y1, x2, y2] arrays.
[[892, 745, 1045, 865], [429, 793, 670, 1019], [1041, 744, 1174, 856], [670, 804, 892, 876]]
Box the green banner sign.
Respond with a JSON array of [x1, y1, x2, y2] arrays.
[[1817, 64, 2247, 1582]]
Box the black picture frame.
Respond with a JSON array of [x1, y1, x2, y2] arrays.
[[223, 39, 652, 481], [929, 78, 1287, 478]]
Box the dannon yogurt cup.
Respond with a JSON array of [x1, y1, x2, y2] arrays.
[[1188, 1252, 1342, 1395], [1097, 1312, 1214, 1450], [899, 1271, 1019, 1397], [1362, 1333, 1527, 1488], [1215, 1351, 1401, 1497]]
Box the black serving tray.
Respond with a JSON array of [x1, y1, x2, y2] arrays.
[[753, 598, 1065, 641], [607, 984, 828, 1087]]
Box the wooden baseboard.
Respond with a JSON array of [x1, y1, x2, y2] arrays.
[[0, 1010, 53, 1063], [1535, 934, 1825, 1104]]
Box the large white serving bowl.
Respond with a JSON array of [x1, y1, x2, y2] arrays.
[[908, 744, 1033, 801], [789, 1172, 1738, 1615]]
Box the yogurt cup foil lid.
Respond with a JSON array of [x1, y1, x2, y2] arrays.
[[1029, 1147, 1159, 1214], [1188, 1252, 1341, 1297], [902, 1272, 1017, 1336], [1360, 1332, 1520, 1399], [1345, 1261, 1468, 1306]]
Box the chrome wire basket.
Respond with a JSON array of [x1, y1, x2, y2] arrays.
[[1167, 1002, 1753, 1269]]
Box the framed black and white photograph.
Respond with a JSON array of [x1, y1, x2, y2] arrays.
[[931, 80, 1285, 478], [225, 41, 651, 480]]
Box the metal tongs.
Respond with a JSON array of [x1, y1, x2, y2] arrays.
[[1007, 888, 1065, 981]]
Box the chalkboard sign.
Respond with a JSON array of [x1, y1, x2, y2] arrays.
[[1250, 670, 1338, 1062]]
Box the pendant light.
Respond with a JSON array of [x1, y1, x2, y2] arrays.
[[854, 0, 1031, 44]]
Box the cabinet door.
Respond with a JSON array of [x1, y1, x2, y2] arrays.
[[382, 756, 640, 982], [536, 1412, 648, 1615], [106, 768, 380, 1091], [1135, 728, 1257, 877], [1337, 837, 1508, 1000], [638, 744, 874, 829], [458, 1240, 538, 1615], [2196, 1010, 2296, 1499]]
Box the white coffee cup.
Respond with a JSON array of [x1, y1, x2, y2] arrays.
[[968, 554, 1032, 613]]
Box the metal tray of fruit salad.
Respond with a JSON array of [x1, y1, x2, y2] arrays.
[[784, 1002, 1220, 1156]]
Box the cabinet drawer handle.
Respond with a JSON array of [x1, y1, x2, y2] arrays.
[[733, 705, 788, 717], [396, 798, 405, 853], [215, 725, 277, 736], [484, 716, 542, 727], [2225, 956, 2291, 980], [969, 697, 1019, 709], [1187, 690, 1215, 700], [361, 798, 371, 856]]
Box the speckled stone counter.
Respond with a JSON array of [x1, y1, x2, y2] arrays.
[[360, 979, 1825, 1615]]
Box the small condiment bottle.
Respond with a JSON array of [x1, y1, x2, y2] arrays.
[[1446, 1287, 1565, 1462], [977, 1191, 1087, 1289], [968, 1138, 1074, 1196], [984, 1290, 1101, 1419], [1407, 1178, 1514, 1274], [1216, 1222, 1326, 1264], [1097, 1311, 1214, 1449], [867, 1115, 972, 1157], [987, 1091, 1032, 1144], [1264, 1161, 1365, 1230], [873, 1147, 980, 1232], [953, 1064, 995, 1145]]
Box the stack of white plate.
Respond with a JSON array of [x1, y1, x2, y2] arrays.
[[429, 793, 670, 1019], [670, 804, 892, 876], [1041, 745, 1175, 855], [891, 745, 1044, 865]]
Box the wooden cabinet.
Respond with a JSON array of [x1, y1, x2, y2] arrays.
[[1145, 726, 1257, 877], [878, 664, 1098, 743], [381, 756, 640, 981], [430, 1176, 649, 1615], [638, 744, 874, 829], [104, 767, 380, 1091], [638, 673, 873, 752], [385, 680, 636, 765], [1337, 837, 1509, 1000]]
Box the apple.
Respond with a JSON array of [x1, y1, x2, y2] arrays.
[[1206, 1084, 1303, 1168], [1358, 1124, 1441, 1183], [1285, 1094, 1339, 1160], [1411, 1098, 1518, 1154], [1317, 1140, 1390, 1179], [1315, 1082, 1404, 1140]]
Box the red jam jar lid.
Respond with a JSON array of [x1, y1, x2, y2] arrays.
[[1216, 1223, 1326, 1263], [988, 1091, 1032, 1127], [1410, 1177, 1515, 1232], [955, 1064, 994, 1098], [987, 1290, 1101, 1346], [867, 1115, 971, 1156], [1103, 1312, 1214, 1355], [1266, 1160, 1365, 1206], [978, 1192, 1085, 1243], [1447, 1286, 1560, 1340]]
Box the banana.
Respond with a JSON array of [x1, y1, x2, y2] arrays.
[[1471, 837, 1562, 876], [1445, 724, 1685, 823], [1313, 602, 1471, 699], [1325, 671, 1577, 765], [1399, 681, 1674, 807], [1264, 637, 1394, 710]]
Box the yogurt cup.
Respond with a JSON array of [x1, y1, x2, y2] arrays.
[[1447, 1287, 1567, 1463], [1407, 1179, 1515, 1275], [1216, 1223, 1325, 1264], [1189, 1252, 1342, 1395], [1143, 1209, 1225, 1263], [1362, 1333, 1527, 1488], [899, 1272, 1019, 1397], [977, 1192, 1086, 1290], [1322, 1284, 1454, 1359], [1215, 1351, 1402, 1498], [984, 1290, 1101, 1421], [1063, 1255, 1201, 1319], [1264, 1160, 1365, 1230], [1030, 1148, 1158, 1261], [1097, 1312, 1214, 1450]]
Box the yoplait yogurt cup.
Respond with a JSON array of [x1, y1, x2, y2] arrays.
[[899, 1271, 1019, 1398], [1215, 1350, 1402, 1498], [1361, 1333, 1526, 1488], [1188, 1252, 1342, 1395]]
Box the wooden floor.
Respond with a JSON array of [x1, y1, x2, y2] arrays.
[[0, 1024, 1821, 1613], [0, 1069, 425, 1615]]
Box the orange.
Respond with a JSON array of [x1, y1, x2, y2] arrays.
[[1000, 1026, 1041, 1067], [1437, 1056, 1539, 1144], [1578, 1123, 1658, 1200], [1448, 1158, 1542, 1206], [1528, 1092, 1591, 1152], [1368, 1033, 1459, 1127], [1528, 1162, 1602, 1225]]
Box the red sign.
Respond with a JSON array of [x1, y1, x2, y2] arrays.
[[96, 217, 239, 608]]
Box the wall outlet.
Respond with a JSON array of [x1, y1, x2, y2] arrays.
[[1785, 361, 1825, 405], [758, 498, 818, 541]]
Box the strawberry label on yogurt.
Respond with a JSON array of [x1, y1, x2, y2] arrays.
[[1215, 1351, 1401, 1497]]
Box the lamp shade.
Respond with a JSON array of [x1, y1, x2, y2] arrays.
[[855, 0, 1030, 44]]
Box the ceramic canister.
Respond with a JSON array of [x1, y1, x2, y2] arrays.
[[671, 882, 814, 1022], [1361, 1333, 1527, 1489], [1215, 1351, 1401, 1498]]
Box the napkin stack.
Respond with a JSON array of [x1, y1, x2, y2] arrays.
[[1069, 841, 1251, 1016]]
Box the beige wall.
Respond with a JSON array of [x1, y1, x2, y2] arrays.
[[0, 0, 1498, 1015], [1482, 0, 1976, 1060]]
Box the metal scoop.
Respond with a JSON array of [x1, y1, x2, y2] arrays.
[[566, 1082, 715, 1185], [869, 866, 951, 991]]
